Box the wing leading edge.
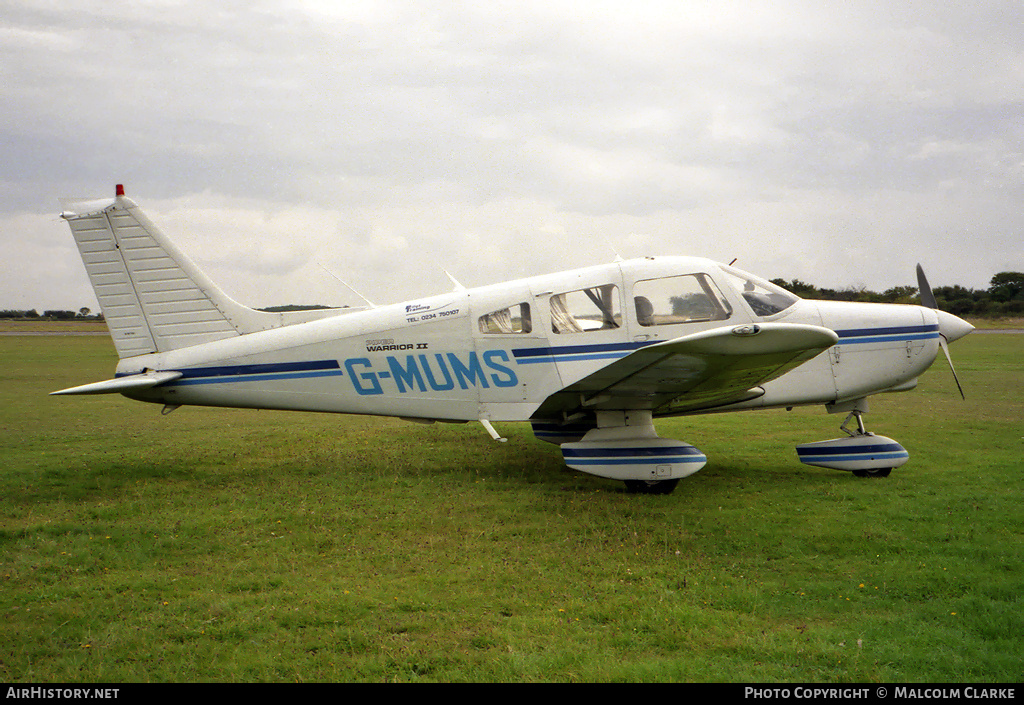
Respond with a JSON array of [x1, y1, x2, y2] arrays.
[[532, 323, 838, 419]]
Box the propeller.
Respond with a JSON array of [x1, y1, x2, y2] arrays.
[[916, 264, 969, 399], [916, 263, 938, 310]]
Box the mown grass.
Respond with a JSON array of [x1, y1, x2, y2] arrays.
[[0, 334, 1020, 682]]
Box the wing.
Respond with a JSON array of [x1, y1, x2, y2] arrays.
[[531, 322, 838, 419]]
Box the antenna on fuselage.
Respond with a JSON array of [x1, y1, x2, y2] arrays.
[[444, 270, 466, 291], [603, 237, 625, 263], [315, 261, 377, 308]]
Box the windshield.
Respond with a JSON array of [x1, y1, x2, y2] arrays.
[[718, 265, 799, 317]]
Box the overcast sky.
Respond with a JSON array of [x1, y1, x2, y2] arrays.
[[3, 0, 1022, 312]]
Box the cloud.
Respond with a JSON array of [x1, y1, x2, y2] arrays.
[[1, 1, 1021, 312]]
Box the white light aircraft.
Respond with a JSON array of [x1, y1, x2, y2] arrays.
[[53, 186, 974, 493]]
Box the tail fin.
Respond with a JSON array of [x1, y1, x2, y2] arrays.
[[60, 186, 318, 358]]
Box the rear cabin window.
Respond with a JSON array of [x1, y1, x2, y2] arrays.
[[550, 285, 621, 334], [478, 303, 532, 334], [633, 274, 732, 326]]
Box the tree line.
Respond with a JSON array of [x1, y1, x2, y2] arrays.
[[770, 271, 1023, 317], [1, 308, 103, 320], [0, 305, 333, 321], [3, 272, 1022, 321]]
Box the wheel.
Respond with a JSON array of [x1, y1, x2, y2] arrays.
[[624, 478, 680, 495], [853, 468, 892, 478]]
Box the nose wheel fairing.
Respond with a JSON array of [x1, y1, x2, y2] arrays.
[[796, 433, 909, 473], [796, 409, 908, 475]]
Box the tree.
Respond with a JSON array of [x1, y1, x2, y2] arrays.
[[881, 286, 918, 304], [933, 285, 980, 316], [988, 272, 1024, 303], [43, 310, 76, 320], [771, 278, 822, 299]]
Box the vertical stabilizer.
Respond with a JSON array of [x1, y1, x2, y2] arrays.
[[60, 186, 285, 358]]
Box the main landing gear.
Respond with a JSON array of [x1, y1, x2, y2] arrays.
[[559, 410, 706, 495], [623, 478, 681, 495]]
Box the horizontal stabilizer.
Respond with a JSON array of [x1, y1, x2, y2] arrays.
[[50, 371, 183, 396]]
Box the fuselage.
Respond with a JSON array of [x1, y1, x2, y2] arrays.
[[116, 256, 961, 422]]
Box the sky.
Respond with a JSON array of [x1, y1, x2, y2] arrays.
[[2, 0, 1022, 312]]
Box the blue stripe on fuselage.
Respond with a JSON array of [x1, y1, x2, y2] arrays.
[[835, 324, 939, 344], [512, 341, 652, 364], [118, 360, 344, 387]]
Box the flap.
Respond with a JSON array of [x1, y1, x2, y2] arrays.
[[531, 323, 838, 418]]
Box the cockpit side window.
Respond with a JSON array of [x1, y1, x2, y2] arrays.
[[718, 265, 799, 317], [550, 284, 621, 334], [633, 274, 732, 326], [479, 303, 532, 334]]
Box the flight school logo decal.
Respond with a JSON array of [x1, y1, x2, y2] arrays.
[[403, 300, 461, 323]]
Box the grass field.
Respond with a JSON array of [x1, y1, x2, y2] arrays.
[[0, 333, 1020, 682]]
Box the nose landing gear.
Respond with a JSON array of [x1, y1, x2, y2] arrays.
[[796, 409, 909, 477]]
